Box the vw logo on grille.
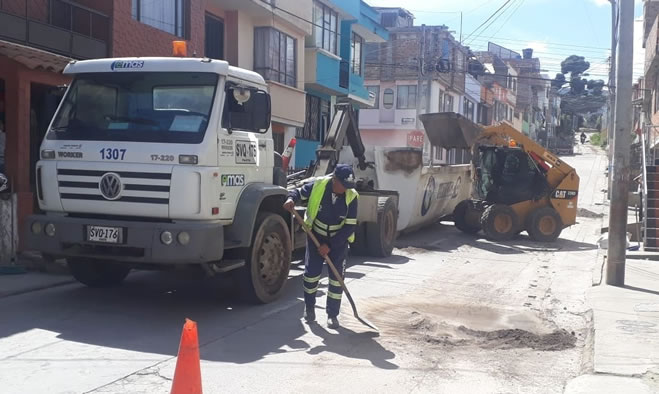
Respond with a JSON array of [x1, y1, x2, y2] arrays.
[[99, 173, 122, 200]]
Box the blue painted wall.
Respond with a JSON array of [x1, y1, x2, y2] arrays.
[[316, 51, 347, 95], [295, 138, 320, 169]]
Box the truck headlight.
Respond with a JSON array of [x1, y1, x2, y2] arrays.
[[41, 150, 56, 159], [160, 231, 173, 245], [45, 223, 56, 237], [179, 155, 198, 165], [178, 232, 190, 245], [31, 222, 42, 235]]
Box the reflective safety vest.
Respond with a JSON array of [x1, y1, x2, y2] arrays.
[[304, 176, 359, 243]]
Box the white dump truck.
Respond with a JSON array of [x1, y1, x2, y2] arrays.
[[25, 56, 472, 303]]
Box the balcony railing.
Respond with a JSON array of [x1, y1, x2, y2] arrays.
[[339, 60, 349, 89], [0, 0, 109, 59]]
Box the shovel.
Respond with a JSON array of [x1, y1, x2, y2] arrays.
[[290, 209, 378, 332]]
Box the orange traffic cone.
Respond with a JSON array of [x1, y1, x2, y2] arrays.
[[170, 319, 202, 394]]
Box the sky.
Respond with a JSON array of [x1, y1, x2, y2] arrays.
[[367, 0, 645, 82]]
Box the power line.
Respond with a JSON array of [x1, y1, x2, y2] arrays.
[[465, 0, 519, 45], [486, 0, 526, 40], [463, 0, 514, 44]]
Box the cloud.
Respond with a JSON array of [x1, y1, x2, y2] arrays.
[[591, 0, 609, 6]]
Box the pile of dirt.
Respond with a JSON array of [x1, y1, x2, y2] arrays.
[[577, 208, 604, 219], [458, 326, 577, 351], [401, 311, 576, 352]]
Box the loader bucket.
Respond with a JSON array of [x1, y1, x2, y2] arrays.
[[419, 112, 483, 149]]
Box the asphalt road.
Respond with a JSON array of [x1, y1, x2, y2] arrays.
[[0, 142, 606, 394]]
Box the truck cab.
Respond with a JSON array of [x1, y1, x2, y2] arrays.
[[25, 57, 292, 303]]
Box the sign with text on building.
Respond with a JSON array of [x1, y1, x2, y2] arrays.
[[407, 130, 425, 148]]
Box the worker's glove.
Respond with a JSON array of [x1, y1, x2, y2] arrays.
[[318, 244, 330, 257], [283, 198, 295, 212]]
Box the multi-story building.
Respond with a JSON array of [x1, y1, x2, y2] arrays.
[[359, 7, 470, 164], [475, 51, 517, 129], [293, 0, 388, 169], [643, 0, 659, 144], [0, 0, 313, 249]]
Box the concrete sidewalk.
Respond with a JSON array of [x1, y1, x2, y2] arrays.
[[565, 259, 659, 394], [0, 255, 73, 298]]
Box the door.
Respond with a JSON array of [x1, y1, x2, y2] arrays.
[[205, 14, 224, 60]]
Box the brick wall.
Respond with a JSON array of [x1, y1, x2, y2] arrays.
[[111, 0, 204, 57]]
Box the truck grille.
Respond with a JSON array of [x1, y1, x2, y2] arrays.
[[57, 169, 171, 205]]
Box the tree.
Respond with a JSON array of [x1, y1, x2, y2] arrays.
[[570, 77, 587, 94], [552, 73, 566, 89], [561, 55, 591, 78], [587, 79, 605, 96]]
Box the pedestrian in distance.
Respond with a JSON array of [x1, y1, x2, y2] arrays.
[[283, 164, 359, 329]]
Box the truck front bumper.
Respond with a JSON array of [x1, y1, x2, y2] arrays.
[[24, 215, 224, 264]]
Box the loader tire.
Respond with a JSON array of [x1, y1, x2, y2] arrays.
[[67, 258, 130, 288], [453, 200, 481, 235], [240, 212, 292, 304], [366, 197, 398, 257], [526, 207, 563, 242], [349, 224, 369, 256], [481, 204, 519, 241]]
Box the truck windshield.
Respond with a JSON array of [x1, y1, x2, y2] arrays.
[[48, 72, 218, 143]]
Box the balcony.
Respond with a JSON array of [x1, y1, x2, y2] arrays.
[[304, 47, 348, 95], [0, 0, 109, 60]]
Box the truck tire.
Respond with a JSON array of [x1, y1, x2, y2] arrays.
[[67, 258, 131, 287], [349, 224, 368, 256], [366, 197, 398, 257], [526, 206, 563, 242], [481, 204, 519, 241], [453, 200, 481, 235], [240, 212, 292, 304]]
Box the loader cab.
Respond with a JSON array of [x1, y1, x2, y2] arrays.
[[476, 145, 548, 205]]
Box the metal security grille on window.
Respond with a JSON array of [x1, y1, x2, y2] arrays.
[[254, 28, 296, 87], [351, 33, 363, 75], [132, 0, 184, 37]]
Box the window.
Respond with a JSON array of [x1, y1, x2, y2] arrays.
[[314, 2, 338, 54], [366, 86, 380, 109], [434, 147, 444, 161], [351, 33, 364, 75], [132, 0, 185, 37], [254, 28, 297, 87], [49, 72, 218, 144], [51, 0, 109, 42], [443, 94, 454, 112], [463, 98, 475, 121], [397, 85, 417, 109], [383, 88, 394, 109], [300, 95, 330, 141], [205, 14, 224, 60]]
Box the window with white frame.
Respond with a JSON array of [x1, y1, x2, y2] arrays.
[[366, 86, 380, 108], [313, 2, 338, 55], [254, 27, 297, 87], [443, 94, 454, 112], [132, 0, 185, 37], [351, 32, 363, 75], [397, 85, 417, 109], [463, 98, 475, 121], [383, 88, 394, 109]]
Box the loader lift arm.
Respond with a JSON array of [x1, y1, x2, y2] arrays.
[[310, 103, 369, 178]]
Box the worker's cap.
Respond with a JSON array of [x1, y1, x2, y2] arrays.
[[334, 164, 356, 189]]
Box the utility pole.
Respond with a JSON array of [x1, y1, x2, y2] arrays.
[[608, 0, 618, 199], [607, 0, 634, 287]]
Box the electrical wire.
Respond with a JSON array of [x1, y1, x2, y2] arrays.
[[465, 0, 520, 46], [463, 0, 515, 44]]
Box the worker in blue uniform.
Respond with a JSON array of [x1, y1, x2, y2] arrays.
[[284, 164, 359, 329]]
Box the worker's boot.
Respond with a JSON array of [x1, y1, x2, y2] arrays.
[[304, 306, 316, 323], [327, 316, 340, 329]]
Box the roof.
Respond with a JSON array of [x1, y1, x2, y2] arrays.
[[63, 57, 266, 84], [0, 40, 71, 72]]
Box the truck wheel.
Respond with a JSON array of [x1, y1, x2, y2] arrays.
[[366, 197, 398, 257], [349, 224, 368, 256], [67, 258, 131, 288], [481, 204, 519, 241], [240, 212, 292, 304], [526, 207, 563, 242], [453, 200, 481, 235]]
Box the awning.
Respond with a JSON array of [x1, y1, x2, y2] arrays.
[[0, 40, 71, 73], [419, 112, 483, 149]]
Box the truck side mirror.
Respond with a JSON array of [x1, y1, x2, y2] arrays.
[[0, 173, 8, 193]]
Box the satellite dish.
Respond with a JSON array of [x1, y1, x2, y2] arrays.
[[233, 88, 251, 105]]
